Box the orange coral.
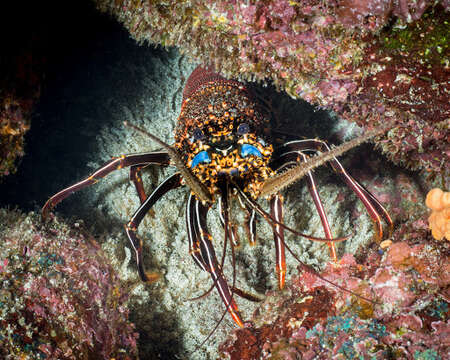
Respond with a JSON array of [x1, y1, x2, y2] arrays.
[[425, 188, 450, 241]]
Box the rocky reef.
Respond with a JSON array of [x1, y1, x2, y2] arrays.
[[0, 209, 138, 359], [94, 0, 449, 178], [219, 215, 449, 359], [1, 1, 448, 359]]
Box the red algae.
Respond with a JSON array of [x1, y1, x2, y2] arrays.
[[0, 209, 138, 359], [219, 287, 336, 360], [386, 241, 413, 268], [219, 214, 449, 359], [0, 91, 35, 179]]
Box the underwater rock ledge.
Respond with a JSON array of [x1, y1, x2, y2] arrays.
[[94, 0, 449, 178]]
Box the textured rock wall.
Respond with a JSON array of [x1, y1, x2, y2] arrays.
[[94, 0, 449, 179], [1, 1, 447, 359]]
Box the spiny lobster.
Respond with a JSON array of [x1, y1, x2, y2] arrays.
[[42, 66, 393, 327]]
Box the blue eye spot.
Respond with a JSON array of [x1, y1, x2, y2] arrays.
[[240, 144, 262, 158], [191, 151, 211, 168]]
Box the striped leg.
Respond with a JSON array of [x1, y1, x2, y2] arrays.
[[217, 195, 240, 247], [187, 193, 261, 305], [125, 173, 182, 282], [129, 164, 150, 204], [193, 197, 244, 327], [273, 151, 337, 261], [186, 193, 209, 272], [275, 139, 393, 241], [244, 207, 257, 246], [42, 151, 170, 218], [270, 193, 286, 289], [235, 186, 349, 243]]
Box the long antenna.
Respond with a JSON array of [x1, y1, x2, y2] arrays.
[[124, 121, 213, 203], [259, 125, 393, 198]]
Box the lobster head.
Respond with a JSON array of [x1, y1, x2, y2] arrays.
[[174, 67, 273, 196]]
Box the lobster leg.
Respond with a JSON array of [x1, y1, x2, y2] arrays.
[[194, 198, 244, 327], [217, 193, 240, 247], [300, 152, 337, 260], [274, 151, 337, 261], [188, 192, 261, 304], [186, 193, 209, 272], [125, 173, 182, 282], [42, 151, 170, 218], [244, 208, 257, 246], [235, 185, 349, 243], [130, 164, 150, 204], [270, 194, 286, 289], [276, 139, 393, 240]]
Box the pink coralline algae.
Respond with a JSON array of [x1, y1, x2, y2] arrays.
[[94, 0, 449, 177], [0, 209, 138, 359], [219, 217, 449, 359]]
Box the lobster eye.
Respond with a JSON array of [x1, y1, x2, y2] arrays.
[[240, 144, 262, 158], [193, 128, 205, 141], [191, 151, 211, 168], [237, 123, 250, 135]]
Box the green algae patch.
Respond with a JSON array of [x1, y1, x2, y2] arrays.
[[381, 8, 449, 67]]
